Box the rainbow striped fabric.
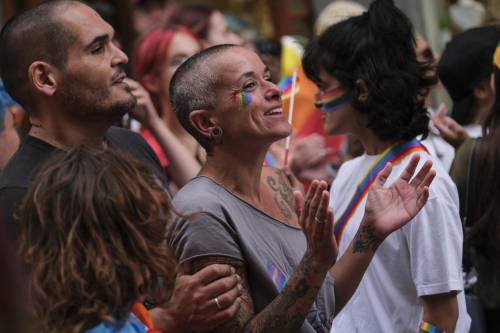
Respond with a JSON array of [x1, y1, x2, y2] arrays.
[[334, 140, 428, 242], [279, 76, 300, 100], [266, 260, 287, 291], [419, 321, 444, 333]]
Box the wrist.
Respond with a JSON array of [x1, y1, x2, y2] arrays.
[[303, 250, 333, 280], [150, 306, 185, 333], [352, 219, 384, 253]]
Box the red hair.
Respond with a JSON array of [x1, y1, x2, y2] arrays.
[[133, 26, 196, 85]]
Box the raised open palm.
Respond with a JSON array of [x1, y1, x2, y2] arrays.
[[364, 155, 435, 238]]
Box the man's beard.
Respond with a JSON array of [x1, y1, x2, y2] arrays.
[[59, 77, 137, 122]]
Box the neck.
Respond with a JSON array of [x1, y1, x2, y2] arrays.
[[356, 128, 399, 155], [29, 112, 111, 150], [200, 144, 268, 201]]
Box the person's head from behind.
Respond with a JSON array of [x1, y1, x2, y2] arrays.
[[314, 0, 366, 36], [134, 27, 201, 115], [169, 5, 243, 49], [0, 1, 136, 122], [303, 0, 433, 141], [18, 146, 176, 333], [438, 26, 500, 126], [169, 45, 289, 156]]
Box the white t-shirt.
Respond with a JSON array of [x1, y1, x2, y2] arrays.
[[329, 149, 471, 333]]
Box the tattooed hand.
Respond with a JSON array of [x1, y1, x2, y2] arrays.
[[294, 180, 338, 271], [362, 155, 435, 244]]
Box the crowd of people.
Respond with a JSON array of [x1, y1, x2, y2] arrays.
[[0, 0, 499, 332]]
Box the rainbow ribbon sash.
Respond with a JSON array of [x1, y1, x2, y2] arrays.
[[314, 86, 351, 113], [333, 139, 428, 242]]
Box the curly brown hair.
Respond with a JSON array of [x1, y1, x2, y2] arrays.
[[18, 146, 177, 333]]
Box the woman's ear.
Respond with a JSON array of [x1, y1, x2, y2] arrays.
[[189, 109, 217, 140], [355, 79, 369, 102], [142, 73, 160, 93], [28, 61, 57, 97]]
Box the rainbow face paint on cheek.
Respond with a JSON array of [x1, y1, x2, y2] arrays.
[[314, 86, 351, 113], [238, 91, 252, 108]]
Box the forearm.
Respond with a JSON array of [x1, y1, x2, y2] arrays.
[[149, 120, 200, 186], [329, 222, 381, 315], [420, 293, 458, 333], [244, 252, 328, 333]]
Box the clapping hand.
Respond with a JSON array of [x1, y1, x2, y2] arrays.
[[294, 180, 338, 270], [362, 155, 435, 243]]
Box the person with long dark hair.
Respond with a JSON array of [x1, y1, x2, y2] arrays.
[[302, 0, 470, 332], [450, 43, 500, 331]]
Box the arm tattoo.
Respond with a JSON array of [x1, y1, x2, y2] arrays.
[[186, 255, 328, 333], [186, 256, 255, 333], [266, 170, 296, 222], [244, 256, 323, 333], [352, 225, 383, 253]]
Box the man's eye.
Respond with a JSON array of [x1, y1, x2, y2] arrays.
[[91, 45, 105, 54]]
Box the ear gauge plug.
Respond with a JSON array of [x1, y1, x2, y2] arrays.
[[210, 127, 223, 144]]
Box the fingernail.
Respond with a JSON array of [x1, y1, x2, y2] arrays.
[[230, 267, 236, 274]]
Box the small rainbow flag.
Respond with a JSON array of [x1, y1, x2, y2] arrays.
[[279, 76, 300, 100], [266, 260, 287, 291]]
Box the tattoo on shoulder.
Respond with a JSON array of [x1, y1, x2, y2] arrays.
[[266, 171, 295, 221], [352, 225, 383, 254]]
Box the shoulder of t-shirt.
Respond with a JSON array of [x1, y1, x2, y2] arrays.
[[0, 135, 55, 190], [106, 126, 167, 184], [330, 154, 368, 189], [172, 177, 226, 215]]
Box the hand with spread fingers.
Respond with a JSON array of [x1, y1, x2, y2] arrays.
[[362, 155, 436, 245], [294, 180, 338, 271]]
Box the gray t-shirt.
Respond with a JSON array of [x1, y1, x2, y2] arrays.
[[168, 176, 336, 332]]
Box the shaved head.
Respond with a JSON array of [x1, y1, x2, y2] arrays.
[[0, 0, 81, 110], [169, 44, 238, 151]]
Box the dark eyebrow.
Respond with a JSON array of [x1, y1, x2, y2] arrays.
[[84, 31, 116, 50]]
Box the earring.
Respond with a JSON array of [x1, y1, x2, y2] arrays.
[[210, 127, 223, 144]]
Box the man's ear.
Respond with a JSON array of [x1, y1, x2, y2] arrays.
[[189, 109, 218, 139], [355, 79, 369, 102], [142, 73, 160, 93], [28, 61, 57, 97]]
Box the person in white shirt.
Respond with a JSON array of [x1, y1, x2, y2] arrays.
[[302, 0, 471, 332]]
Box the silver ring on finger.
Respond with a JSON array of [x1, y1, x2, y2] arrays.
[[315, 216, 324, 224], [214, 297, 222, 310]]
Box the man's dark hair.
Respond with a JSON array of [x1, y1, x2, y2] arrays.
[[303, 0, 435, 142], [169, 44, 237, 153], [0, 0, 80, 110]]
